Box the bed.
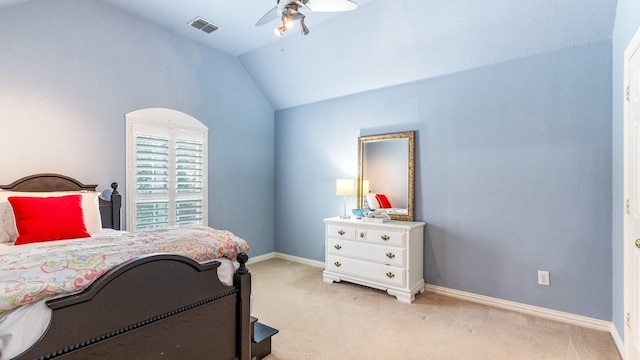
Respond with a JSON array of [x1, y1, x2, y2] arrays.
[[0, 173, 253, 360]]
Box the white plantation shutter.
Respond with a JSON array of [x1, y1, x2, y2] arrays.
[[174, 131, 205, 226], [135, 134, 170, 230], [126, 109, 207, 231]]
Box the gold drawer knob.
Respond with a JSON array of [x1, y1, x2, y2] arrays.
[[381, 235, 390, 241], [386, 272, 395, 279], [338, 230, 345, 236], [334, 261, 342, 267], [334, 244, 342, 250], [386, 252, 395, 259], [360, 232, 365, 238]]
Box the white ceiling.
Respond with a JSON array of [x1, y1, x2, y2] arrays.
[[239, 0, 619, 109], [0, 0, 372, 56], [0, 0, 619, 110], [104, 0, 375, 56]]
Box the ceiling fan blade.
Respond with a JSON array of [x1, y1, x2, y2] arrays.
[[255, 6, 278, 26], [307, 0, 357, 12], [292, 0, 311, 11]]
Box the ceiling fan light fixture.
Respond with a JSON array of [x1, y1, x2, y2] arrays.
[[285, 19, 294, 29], [281, 12, 294, 29], [275, 26, 286, 36], [300, 18, 310, 36], [257, 0, 359, 36]]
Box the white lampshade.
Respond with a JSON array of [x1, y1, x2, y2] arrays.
[[362, 180, 369, 196], [336, 179, 354, 196]]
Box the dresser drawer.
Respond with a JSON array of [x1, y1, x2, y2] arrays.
[[365, 228, 406, 247], [327, 224, 357, 241], [327, 238, 405, 267], [326, 255, 405, 287]]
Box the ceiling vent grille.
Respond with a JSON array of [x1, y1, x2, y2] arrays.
[[189, 17, 220, 34]]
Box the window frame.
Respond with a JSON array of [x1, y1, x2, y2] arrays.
[[125, 108, 208, 231]]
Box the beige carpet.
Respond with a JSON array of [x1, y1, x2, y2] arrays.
[[249, 258, 621, 360]]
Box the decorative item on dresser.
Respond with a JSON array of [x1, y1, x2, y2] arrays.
[[323, 217, 426, 303], [336, 178, 355, 219]]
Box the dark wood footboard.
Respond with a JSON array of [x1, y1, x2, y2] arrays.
[[13, 253, 251, 360]]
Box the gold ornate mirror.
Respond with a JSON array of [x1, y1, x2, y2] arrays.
[[357, 131, 415, 221]]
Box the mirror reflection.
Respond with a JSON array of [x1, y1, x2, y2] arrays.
[[357, 131, 415, 221]]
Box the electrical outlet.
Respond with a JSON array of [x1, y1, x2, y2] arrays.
[[538, 270, 550, 286]]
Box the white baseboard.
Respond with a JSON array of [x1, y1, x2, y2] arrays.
[[275, 252, 325, 268], [247, 251, 325, 268], [610, 323, 625, 359], [425, 284, 611, 331], [246, 252, 277, 264]]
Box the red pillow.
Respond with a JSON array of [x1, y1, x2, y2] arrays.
[[8, 195, 90, 245], [375, 194, 392, 209]]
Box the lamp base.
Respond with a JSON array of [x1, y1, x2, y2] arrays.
[[339, 215, 350, 219]]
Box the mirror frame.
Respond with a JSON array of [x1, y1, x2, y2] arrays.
[[357, 131, 415, 221]]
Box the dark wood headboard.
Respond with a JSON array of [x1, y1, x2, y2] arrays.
[[0, 173, 122, 230]]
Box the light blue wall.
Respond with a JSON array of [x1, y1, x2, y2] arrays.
[[612, 0, 640, 341], [275, 40, 612, 320], [0, 0, 276, 255]]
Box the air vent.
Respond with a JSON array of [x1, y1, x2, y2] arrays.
[[189, 17, 220, 34]]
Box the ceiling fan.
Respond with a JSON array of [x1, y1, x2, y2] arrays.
[[256, 0, 358, 36]]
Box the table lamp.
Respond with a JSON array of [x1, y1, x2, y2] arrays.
[[336, 179, 354, 219]]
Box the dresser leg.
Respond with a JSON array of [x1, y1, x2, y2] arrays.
[[387, 289, 414, 303], [323, 272, 341, 284]]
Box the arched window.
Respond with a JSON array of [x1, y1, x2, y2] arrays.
[[125, 108, 208, 231]]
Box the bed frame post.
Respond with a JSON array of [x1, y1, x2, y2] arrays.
[[110, 182, 121, 230], [235, 253, 251, 360]]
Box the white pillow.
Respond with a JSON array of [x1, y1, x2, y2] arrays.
[[0, 190, 103, 243], [366, 193, 380, 209], [0, 200, 16, 243]]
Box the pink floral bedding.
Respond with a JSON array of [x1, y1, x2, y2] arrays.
[[0, 225, 249, 313]]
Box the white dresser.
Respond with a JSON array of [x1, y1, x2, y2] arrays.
[[322, 217, 426, 303]]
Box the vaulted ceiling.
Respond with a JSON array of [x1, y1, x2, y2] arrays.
[[101, 0, 376, 56], [0, 0, 618, 110]]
